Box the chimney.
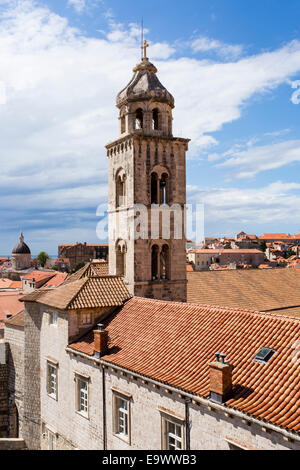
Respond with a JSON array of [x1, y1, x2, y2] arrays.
[[208, 352, 234, 404], [93, 323, 108, 358]]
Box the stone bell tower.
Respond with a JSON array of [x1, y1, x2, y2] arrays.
[[106, 42, 190, 302]]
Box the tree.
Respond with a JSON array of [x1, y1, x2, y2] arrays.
[[72, 262, 85, 273], [36, 251, 50, 267], [259, 241, 267, 252]]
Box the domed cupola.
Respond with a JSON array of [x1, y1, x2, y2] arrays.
[[116, 41, 174, 137], [116, 57, 174, 109], [12, 233, 32, 271], [12, 233, 31, 254]]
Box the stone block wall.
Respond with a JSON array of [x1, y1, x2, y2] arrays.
[[23, 302, 43, 450], [4, 324, 25, 438], [0, 341, 8, 437]]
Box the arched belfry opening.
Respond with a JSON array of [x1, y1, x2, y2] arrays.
[[116, 170, 126, 208], [151, 243, 170, 281], [116, 240, 127, 277], [160, 244, 170, 280], [151, 168, 169, 204], [135, 108, 143, 129], [160, 173, 168, 205], [152, 108, 159, 130], [151, 245, 159, 280], [151, 173, 158, 204]]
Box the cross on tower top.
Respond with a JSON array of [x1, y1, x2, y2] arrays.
[[141, 39, 149, 59]]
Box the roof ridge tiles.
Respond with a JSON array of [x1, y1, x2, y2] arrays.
[[130, 295, 262, 316]]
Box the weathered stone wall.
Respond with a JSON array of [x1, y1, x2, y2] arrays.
[[104, 369, 300, 451], [108, 134, 188, 302], [0, 438, 27, 450], [39, 307, 116, 450], [4, 324, 25, 438], [0, 341, 8, 437], [23, 302, 42, 450], [39, 345, 300, 450]]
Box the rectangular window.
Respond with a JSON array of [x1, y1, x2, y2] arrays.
[[47, 362, 57, 399], [113, 392, 131, 443], [161, 415, 184, 450], [81, 312, 92, 325], [48, 430, 57, 450], [76, 376, 89, 417], [49, 312, 58, 326]]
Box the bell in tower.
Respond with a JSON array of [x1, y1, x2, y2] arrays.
[[106, 41, 190, 302]]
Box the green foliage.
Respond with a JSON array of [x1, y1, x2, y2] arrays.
[[72, 262, 85, 273], [259, 241, 267, 252], [36, 251, 50, 267]]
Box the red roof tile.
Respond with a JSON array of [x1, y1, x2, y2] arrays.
[[69, 297, 300, 434], [41, 272, 68, 289]]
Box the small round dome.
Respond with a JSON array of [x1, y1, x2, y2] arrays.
[[12, 233, 31, 255]]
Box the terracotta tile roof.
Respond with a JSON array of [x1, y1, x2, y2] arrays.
[[189, 249, 263, 254], [9, 281, 22, 289], [41, 272, 68, 289], [0, 278, 13, 289], [63, 262, 109, 285], [5, 310, 24, 328], [21, 271, 55, 283], [187, 269, 300, 317], [259, 233, 300, 240], [0, 291, 25, 329], [21, 275, 131, 310], [69, 296, 300, 434]]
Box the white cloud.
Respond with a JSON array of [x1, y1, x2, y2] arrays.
[[188, 181, 300, 227], [68, 0, 86, 13], [1, 1, 300, 248], [290, 79, 300, 104], [215, 140, 300, 179], [191, 36, 243, 60]]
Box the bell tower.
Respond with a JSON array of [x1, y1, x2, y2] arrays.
[[106, 44, 190, 302]]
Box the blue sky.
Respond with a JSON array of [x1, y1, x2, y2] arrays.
[[1, 0, 300, 255]]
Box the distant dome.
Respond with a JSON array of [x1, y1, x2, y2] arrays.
[[12, 233, 31, 255], [116, 57, 175, 109]]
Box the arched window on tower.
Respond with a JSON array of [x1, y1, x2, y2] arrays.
[[135, 108, 143, 129], [151, 245, 159, 280], [160, 244, 170, 280], [120, 115, 126, 134], [116, 240, 126, 276], [116, 171, 126, 208], [160, 173, 169, 204], [151, 172, 158, 204], [152, 108, 159, 130]]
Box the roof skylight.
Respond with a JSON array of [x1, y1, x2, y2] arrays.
[[254, 347, 276, 363]]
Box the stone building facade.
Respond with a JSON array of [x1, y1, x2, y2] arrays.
[[58, 243, 108, 271], [0, 340, 9, 437], [187, 249, 265, 270], [12, 287, 300, 450], [106, 53, 189, 302], [4, 314, 25, 439]]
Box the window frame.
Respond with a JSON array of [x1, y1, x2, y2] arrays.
[[81, 312, 92, 326], [161, 413, 185, 450], [112, 391, 131, 445], [75, 374, 89, 419], [49, 311, 58, 326], [47, 430, 57, 450], [46, 361, 58, 400]]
